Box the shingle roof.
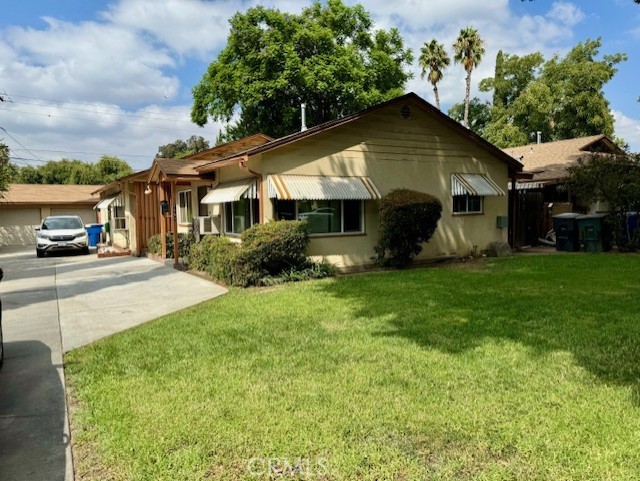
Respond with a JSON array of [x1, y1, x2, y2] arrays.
[[182, 134, 273, 160], [153, 158, 213, 177], [0, 184, 102, 205], [196, 92, 524, 174], [503, 135, 623, 182]]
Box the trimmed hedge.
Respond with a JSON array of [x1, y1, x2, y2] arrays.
[[147, 232, 195, 259], [374, 189, 442, 267], [189, 221, 334, 287]]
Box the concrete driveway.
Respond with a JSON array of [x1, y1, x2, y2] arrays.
[[0, 246, 227, 481]]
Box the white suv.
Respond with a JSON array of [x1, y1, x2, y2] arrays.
[[36, 215, 89, 258]]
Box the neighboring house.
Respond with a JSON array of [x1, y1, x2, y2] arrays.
[[97, 92, 524, 267], [504, 135, 624, 246], [0, 184, 101, 246], [94, 135, 274, 255]]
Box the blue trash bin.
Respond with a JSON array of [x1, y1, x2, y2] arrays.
[[86, 224, 103, 247]]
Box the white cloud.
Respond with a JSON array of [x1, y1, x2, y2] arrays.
[[1, 17, 178, 105], [547, 2, 585, 27], [613, 110, 640, 153], [101, 0, 231, 58]]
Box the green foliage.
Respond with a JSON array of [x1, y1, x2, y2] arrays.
[[188, 221, 333, 287], [231, 221, 311, 286], [157, 136, 210, 158], [481, 38, 627, 147], [15, 155, 133, 185], [567, 153, 640, 247], [191, 0, 413, 140], [375, 189, 442, 268], [147, 232, 195, 258], [188, 235, 238, 283], [0, 143, 14, 192], [447, 97, 492, 137]]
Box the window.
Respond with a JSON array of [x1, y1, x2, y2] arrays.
[[453, 195, 483, 214], [197, 186, 209, 217], [178, 190, 192, 224], [275, 199, 364, 235], [113, 205, 126, 229], [224, 198, 259, 234]]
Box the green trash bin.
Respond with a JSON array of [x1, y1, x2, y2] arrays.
[[553, 213, 581, 251], [577, 214, 611, 253]]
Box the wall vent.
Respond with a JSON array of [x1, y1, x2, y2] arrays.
[[400, 105, 411, 119]]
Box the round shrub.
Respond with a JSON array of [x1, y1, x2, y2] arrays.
[[374, 189, 442, 268]]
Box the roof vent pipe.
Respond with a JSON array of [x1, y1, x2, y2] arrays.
[[301, 103, 307, 132], [536, 131, 542, 144]]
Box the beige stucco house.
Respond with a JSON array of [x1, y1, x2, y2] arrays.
[[97, 93, 524, 267]]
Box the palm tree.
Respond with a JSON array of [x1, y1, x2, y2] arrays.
[[453, 27, 485, 127], [418, 40, 450, 111]]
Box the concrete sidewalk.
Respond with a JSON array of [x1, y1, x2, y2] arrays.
[[0, 246, 227, 480]]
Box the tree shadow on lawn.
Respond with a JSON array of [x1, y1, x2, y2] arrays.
[[319, 256, 640, 404]]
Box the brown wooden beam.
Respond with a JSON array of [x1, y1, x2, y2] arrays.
[[160, 183, 167, 259], [171, 181, 179, 265]]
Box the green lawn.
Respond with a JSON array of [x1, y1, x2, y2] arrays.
[[65, 254, 640, 480]]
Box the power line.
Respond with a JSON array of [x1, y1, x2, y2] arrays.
[[0, 126, 43, 162], [0, 108, 206, 133], [5, 92, 193, 122], [11, 147, 151, 158]]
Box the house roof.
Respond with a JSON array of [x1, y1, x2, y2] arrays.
[[92, 169, 150, 195], [196, 92, 524, 174], [503, 134, 624, 183], [148, 158, 215, 183], [0, 184, 102, 205], [182, 133, 273, 160]]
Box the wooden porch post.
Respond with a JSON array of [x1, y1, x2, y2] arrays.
[[171, 181, 179, 265], [160, 182, 167, 259]]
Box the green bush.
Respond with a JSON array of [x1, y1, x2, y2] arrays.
[[374, 189, 442, 268], [188, 221, 334, 287], [189, 235, 238, 284], [147, 232, 195, 258]]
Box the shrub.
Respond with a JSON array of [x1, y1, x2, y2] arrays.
[[187, 221, 334, 287], [147, 232, 195, 258], [374, 189, 442, 268], [189, 235, 238, 284]]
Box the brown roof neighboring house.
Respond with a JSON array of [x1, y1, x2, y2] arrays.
[[92, 170, 150, 195], [503, 135, 624, 183], [0, 184, 102, 205], [182, 133, 273, 160]]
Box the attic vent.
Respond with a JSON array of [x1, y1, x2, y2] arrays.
[[400, 105, 411, 119]]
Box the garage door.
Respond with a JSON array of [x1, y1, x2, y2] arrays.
[[51, 208, 97, 226], [0, 208, 41, 246]]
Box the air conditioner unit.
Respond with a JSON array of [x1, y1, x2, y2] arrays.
[[198, 216, 220, 235]]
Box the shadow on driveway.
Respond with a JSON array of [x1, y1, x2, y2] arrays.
[[0, 341, 70, 481]]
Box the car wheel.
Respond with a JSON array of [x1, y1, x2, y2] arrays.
[[36, 249, 44, 258]]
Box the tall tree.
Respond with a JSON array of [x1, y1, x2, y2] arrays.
[[158, 135, 210, 158], [418, 39, 450, 110], [453, 27, 485, 127], [0, 143, 13, 193], [16, 156, 133, 185], [480, 38, 626, 147], [447, 98, 492, 137], [191, 0, 413, 140]]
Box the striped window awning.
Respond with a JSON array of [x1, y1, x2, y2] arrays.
[[94, 194, 119, 210], [509, 181, 545, 191], [451, 173, 505, 197], [267, 174, 381, 200], [201, 178, 258, 204]]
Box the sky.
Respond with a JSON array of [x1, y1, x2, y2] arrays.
[[0, 0, 639, 172]]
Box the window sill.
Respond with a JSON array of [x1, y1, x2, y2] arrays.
[[309, 232, 366, 238], [452, 212, 484, 216]]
